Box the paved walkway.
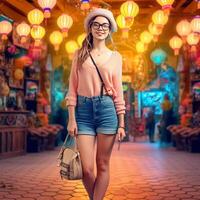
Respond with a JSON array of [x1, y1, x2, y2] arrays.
[[0, 142, 200, 200]]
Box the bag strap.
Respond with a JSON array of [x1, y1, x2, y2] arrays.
[[88, 52, 107, 97]]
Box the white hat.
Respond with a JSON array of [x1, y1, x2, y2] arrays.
[[84, 8, 117, 33]]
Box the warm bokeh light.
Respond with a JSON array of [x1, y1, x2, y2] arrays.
[[16, 22, 31, 43], [28, 9, 44, 26], [65, 40, 79, 59], [152, 10, 168, 29], [140, 31, 153, 44], [191, 16, 200, 34], [37, 0, 57, 18], [176, 19, 191, 42], [31, 26, 46, 46], [49, 31, 63, 51], [0, 20, 12, 40], [77, 33, 86, 47], [156, 0, 175, 14], [169, 36, 183, 55], [187, 32, 199, 51], [136, 41, 146, 53]]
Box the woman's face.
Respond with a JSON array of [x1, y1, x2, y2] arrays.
[[90, 16, 110, 41]]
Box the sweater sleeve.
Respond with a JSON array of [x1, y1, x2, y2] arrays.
[[65, 51, 78, 107], [113, 53, 126, 115]]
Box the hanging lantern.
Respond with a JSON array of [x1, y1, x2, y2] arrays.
[[176, 19, 191, 43], [191, 16, 200, 34], [196, 0, 200, 9], [49, 31, 63, 51], [152, 10, 168, 30], [187, 33, 199, 52], [14, 69, 24, 80], [156, 0, 175, 15], [38, 0, 57, 18], [169, 36, 183, 55], [140, 31, 153, 46], [16, 22, 31, 43], [148, 23, 162, 42], [57, 14, 73, 38], [31, 26, 46, 46], [120, 1, 139, 25], [136, 41, 145, 53], [65, 40, 79, 59], [0, 20, 12, 40], [150, 48, 167, 65], [81, 0, 90, 11], [116, 15, 133, 39], [28, 9, 44, 26], [77, 33, 86, 47]]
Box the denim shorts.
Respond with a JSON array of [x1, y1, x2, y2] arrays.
[[75, 95, 118, 135]]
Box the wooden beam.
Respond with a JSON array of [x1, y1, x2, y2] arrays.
[[0, 3, 26, 22], [5, 0, 35, 15]]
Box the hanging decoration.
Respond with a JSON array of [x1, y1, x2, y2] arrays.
[[77, 33, 86, 47], [57, 14, 73, 38], [0, 20, 12, 40], [28, 9, 44, 27], [150, 48, 167, 66], [191, 16, 200, 34], [176, 19, 191, 43], [186, 32, 199, 52], [140, 31, 153, 47], [65, 40, 79, 59], [116, 14, 133, 39], [16, 22, 31, 43], [148, 23, 162, 42], [49, 31, 63, 51], [152, 10, 168, 30], [156, 0, 175, 15], [169, 36, 183, 55], [37, 0, 57, 19], [80, 0, 90, 11], [30, 25, 46, 46], [136, 41, 146, 53], [120, 1, 139, 25]]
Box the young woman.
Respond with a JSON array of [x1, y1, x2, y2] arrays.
[[65, 8, 126, 200]]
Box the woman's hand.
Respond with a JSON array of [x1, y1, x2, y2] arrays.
[[117, 127, 126, 141], [67, 119, 78, 137]]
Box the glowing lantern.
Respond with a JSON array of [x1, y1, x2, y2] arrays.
[[120, 1, 139, 24], [187, 33, 199, 52], [150, 48, 167, 65], [152, 10, 168, 29], [116, 14, 133, 39], [0, 20, 12, 40], [77, 33, 86, 47], [14, 69, 24, 80], [57, 14, 73, 38], [31, 26, 45, 46], [28, 9, 44, 26], [136, 41, 145, 53], [38, 0, 57, 18], [148, 23, 162, 42], [156, 0, 174, 14], [49, 31, 63, 51], [176, 20, 191, 42], [65, 40, 79, 59], [196, 0, 200, 9], [191, 16, 200, 34], [16, 22, 30, 43], [169, 36, 183, 55], [81, 0, 90, 11], [140, 31, 153, 45]]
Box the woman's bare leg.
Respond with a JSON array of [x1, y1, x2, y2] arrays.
[[93, 134, 116, 200], [77, 135, 96, 199]]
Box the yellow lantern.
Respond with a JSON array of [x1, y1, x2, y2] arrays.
[[116, 14, 133, 39], [16, 22, 30, 43], [191, 16, 200, 34], [148, 23, 162, 42], [81, 0, 90, 11], [14, 69, 24, 80], [152, 10, 168, 29], [120, 1, 139, 23], [136, 41, 145, 53], [156, 0, 175, 14], [31, 26, 46, 46], [186, 33, 199, 52], [77, 33, 86, 47], [28, 9, 44, 26], [38, 0, 57, 18], [0, 20, 12, 40], [57, 14, 73, 38], [65, 40, 79, 59], [49, 31, 63, 51], [140, 31, 153, 45], [176, 20, 191, 42], [169, 36, 183, 55]]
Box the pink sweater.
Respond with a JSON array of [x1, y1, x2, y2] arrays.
[[65, 51, 126, 115]]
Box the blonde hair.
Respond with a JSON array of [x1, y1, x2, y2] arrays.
[[77, 16, 116, 67]]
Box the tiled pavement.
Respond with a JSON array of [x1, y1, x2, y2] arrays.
[[0, 142, 200, 200]]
